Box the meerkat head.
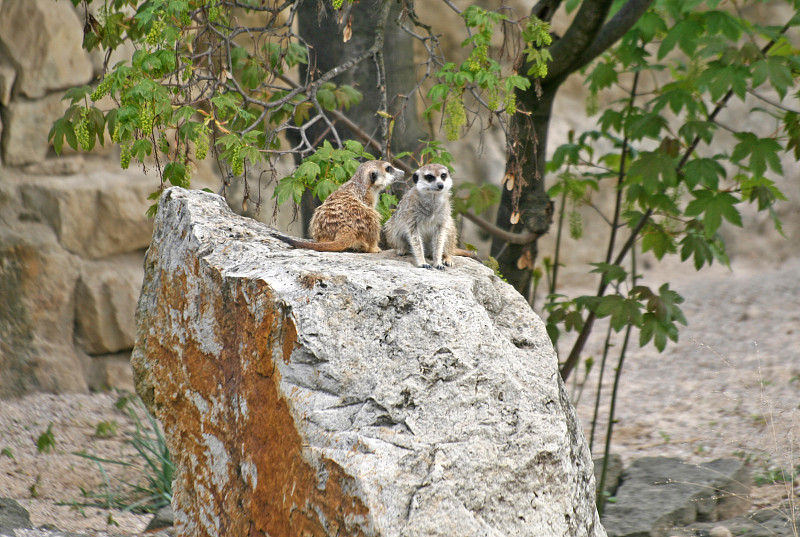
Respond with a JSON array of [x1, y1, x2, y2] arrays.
[[361, 160, 405, 192], [412, 164, 452, 194]]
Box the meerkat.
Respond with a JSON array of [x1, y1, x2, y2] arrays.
[[272, 160, 404, 253], [383, 163, 459, 270]]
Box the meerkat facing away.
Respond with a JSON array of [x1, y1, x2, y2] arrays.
[[272, 160, 404, 253], [384, 163, 459, 270]]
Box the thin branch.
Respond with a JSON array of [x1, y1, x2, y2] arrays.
[[748, 88, 800, 114], [462, 211, 539, 245]]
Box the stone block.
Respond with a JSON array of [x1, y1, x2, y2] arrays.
[[1, 94, 68, 166], [21, 171, 156, 258], [84, 352, 135, 393], [75, 253, 144, 354], [602, 457, 751, 537], [0, 0, 92, 99], [0, 221, 86, 397]]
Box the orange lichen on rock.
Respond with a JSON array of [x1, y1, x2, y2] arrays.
[[134, 256, 371, 537]]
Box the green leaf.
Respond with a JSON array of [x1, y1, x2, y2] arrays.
[[36, 423, 56, 454], [586, 61, 617, 92], [704, 10, 742, 40], [457, 183, 501, 215], [428, 84, 449, 102], [132, 139, 153, 161], [313, 179, 337, 201], [641, 224, 676, 260], [751, 58, 793, 99], [589, 262, 628, 285], [296, 161, 321, 181], [626, 112, 668, 141], [682, 157, 725, 190], [49, 116, 77, 155], [335, 85, 362, 110], [274, 176, 306, 205], [594, 295, 643, 332], [639, 313, 678, 351], [678, 120, 715, 145], [626, 151, 677, 192], [62, 85, 92, 104], [658, 19, 703, 59], [241, 61, 265, 90], [680, 226, 715, 270], [634, 10, 667, 42], [731, 133, 783, 177], [684, 190, 742, 236], [702, 63, 750, 101], [163, 162, 189, 188], [317, 86, 336, 110]]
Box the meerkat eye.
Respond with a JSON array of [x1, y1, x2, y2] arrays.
[[370, 171, 378, 183], [412, 172, 420, 184], [385, 165, 393, 173], [425, 174, 435, 182], [440, 173, 447, 179]]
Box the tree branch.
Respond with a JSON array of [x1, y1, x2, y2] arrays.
[[462, 211, 539, 245], [547, 0, 616, 81], [569, 0, 657, 73]]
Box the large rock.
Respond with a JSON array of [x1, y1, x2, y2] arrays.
[[132, 187, 606, 537], [21, 172, 156, 258], [0, 498, 32, 533], [0, 0, 93, 99], [0, 94, 68, 166], [601, 457, 751, 537]]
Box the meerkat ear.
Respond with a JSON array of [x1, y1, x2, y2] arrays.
[[370, 171, 378, 183], [412, 172, 419, 184]]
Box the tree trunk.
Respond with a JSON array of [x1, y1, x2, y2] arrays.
[[491, 83, 558, 298], [292, 2, 424, 236]]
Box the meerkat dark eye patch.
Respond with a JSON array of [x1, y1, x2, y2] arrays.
[[425, 174, 436, 182], [370, 171, 378, 183], [385, 165, 393, 173], [440, 173, 447, 179], [412, 172, 419, 184]]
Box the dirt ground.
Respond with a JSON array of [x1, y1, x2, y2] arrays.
[[0, 256, 798, 536]]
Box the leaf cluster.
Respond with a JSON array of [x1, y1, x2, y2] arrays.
[[544, 0, 799, 358], [425, 6, 533, 140]]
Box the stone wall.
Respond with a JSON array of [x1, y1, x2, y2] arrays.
[[0, 0, 157, 396]]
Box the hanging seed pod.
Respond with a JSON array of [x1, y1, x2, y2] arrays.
[[502, 171, 515, 191]]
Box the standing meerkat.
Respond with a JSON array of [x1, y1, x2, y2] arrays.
[[384, 163, 459, 270], [272, 160, 404, 253]]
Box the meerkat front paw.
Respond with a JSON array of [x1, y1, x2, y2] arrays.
[[420, 263, 433, 269], [434, 264, 446, 271], [443, 259, 453, 267]]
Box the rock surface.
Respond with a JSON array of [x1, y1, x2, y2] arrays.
[[20, 173, 155, 259], [0, 220, 87, 397], [132, 187, 606, 537], [0, 0, 92, 99], [601, 457, 751, 537], [0, 498, 32, 532], [0, 94, 68, 166], [75, 253, 144, 354]]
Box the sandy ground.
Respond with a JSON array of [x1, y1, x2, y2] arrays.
[[0, 257, 798, 536]]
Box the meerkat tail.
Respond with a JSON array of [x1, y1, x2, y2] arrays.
[[271, 232, 352, 252], [454, 248, 482, 262]]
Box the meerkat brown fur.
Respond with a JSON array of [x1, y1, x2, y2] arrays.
[[384, 163, 458, 270], [272, 160, 404, 253]]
